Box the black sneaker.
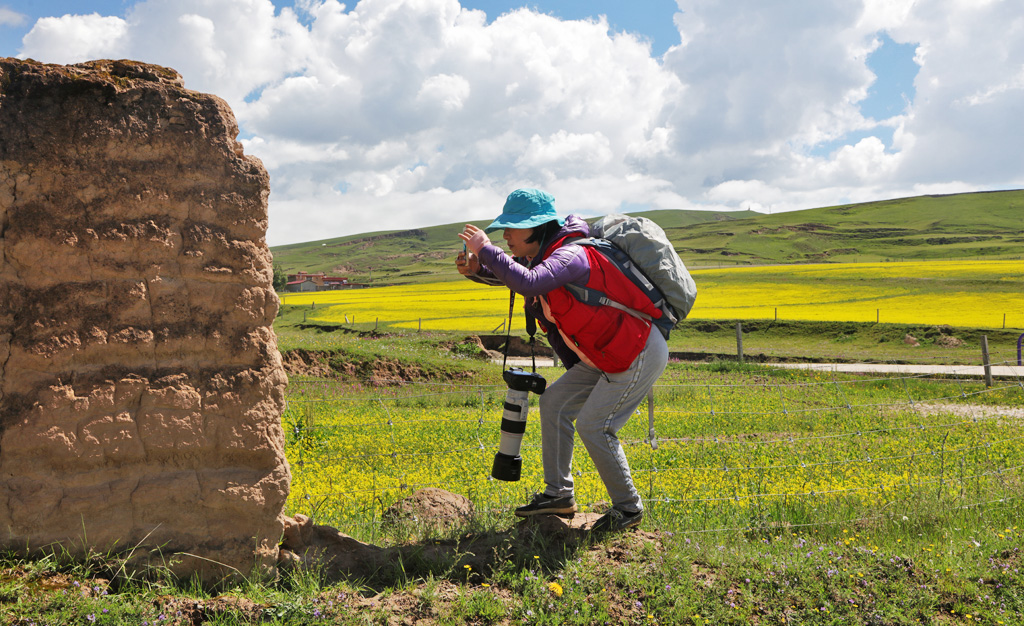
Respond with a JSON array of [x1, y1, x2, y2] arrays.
[[591, 507, 643, 532], [514, 493, 577, 518]]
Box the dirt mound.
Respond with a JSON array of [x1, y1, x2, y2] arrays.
[[935, 334, 964, 347], [382, 487, 474, 533], [281, 349, 336, 378], [449, 335, 503, 360], [475, 334, 554, 357]]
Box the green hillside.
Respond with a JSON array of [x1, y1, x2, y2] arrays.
[[672, 190, 1024, 264], [270, 190, 1024, 286]]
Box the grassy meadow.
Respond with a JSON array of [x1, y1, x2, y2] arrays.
[[284, 362, 1024, 540]]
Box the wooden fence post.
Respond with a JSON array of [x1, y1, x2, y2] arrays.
[[736, 322, 744, 362], [981, 335, 992, 388]]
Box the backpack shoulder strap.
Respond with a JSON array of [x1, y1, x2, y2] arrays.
[[563, 239, 656, 320], [565, 238, 673, 337], [562, 282, 655, 322]]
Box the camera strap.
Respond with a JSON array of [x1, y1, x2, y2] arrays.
[[524, 305, 539, 373], [501, 289, 540, 374], [501, 289, 514, 371]]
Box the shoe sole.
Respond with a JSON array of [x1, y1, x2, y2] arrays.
[[514, 506, 578, 518], [591, 516, 642, 532]]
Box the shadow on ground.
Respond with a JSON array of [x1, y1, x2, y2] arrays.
[[277, 488, 660, 590]]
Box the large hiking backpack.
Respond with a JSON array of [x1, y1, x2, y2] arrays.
[[564, 213, 697, 338]]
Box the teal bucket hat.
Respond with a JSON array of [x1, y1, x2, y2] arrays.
[[485, 188, 564, 233]]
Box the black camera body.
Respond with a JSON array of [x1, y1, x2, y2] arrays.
[[502, 367, 547, 394]]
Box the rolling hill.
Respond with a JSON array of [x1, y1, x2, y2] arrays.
[[270, 190, 1024, 286]]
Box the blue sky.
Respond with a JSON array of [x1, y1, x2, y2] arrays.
[[2, 0, 1020, 245]]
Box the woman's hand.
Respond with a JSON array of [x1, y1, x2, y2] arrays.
[[455, 249, 481, 276], [458, 224, 490, 255]]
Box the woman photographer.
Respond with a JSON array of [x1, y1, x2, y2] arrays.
[[456, 188, 668, 532]]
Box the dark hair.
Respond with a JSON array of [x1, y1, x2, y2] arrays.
[[525, 220, 562, 245]]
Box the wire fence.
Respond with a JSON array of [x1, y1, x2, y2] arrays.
[[282, 360, 1024, 540]]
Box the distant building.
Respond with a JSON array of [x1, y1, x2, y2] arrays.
[[285, 271, 368, 292], [286, 277, 318, 292]]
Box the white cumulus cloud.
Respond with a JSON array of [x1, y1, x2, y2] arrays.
[[20, 13, 128, 62], [12, 0, 1024, 245], [416, 73, 472, 113]]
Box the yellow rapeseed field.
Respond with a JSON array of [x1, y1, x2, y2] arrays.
[[280, 259, 1024, 330]]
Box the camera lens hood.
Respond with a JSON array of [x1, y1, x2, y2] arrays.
[[491, 452, 522, 482]]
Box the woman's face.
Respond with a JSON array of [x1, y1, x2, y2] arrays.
[[503, 227, 542, 259]]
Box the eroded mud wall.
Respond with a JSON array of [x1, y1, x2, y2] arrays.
[[0, 58, 290, 582]]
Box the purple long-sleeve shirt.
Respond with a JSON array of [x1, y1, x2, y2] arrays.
[[466, 214, 592, 367]]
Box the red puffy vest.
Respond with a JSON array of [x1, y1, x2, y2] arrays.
[[540, 236, 660, 373]]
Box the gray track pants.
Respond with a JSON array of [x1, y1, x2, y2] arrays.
[[538, 329, 668, 512]]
